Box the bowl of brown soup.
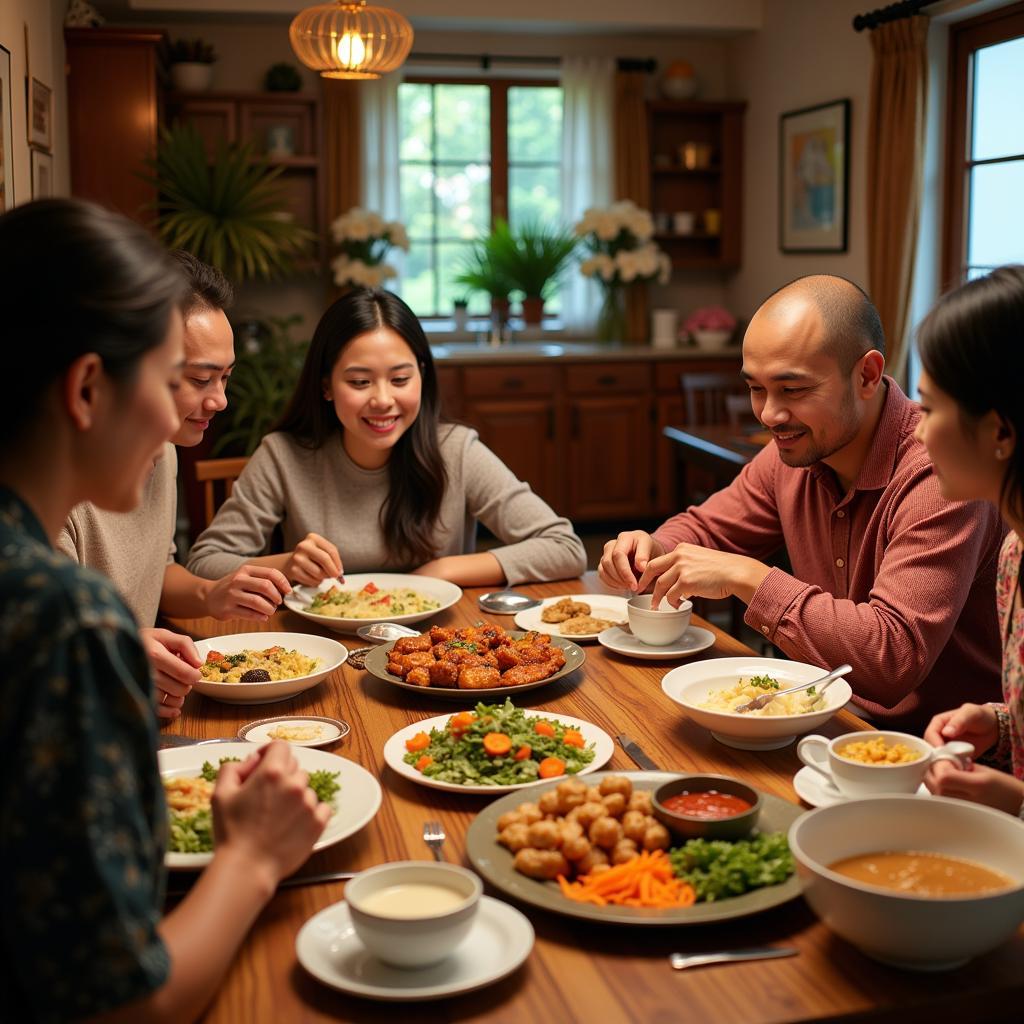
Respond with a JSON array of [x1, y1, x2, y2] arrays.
[[789, 794, 1024, 970], [652, 774, 762, 840]]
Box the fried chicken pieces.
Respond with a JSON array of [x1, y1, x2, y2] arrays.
[[386, 624, 566, 691]]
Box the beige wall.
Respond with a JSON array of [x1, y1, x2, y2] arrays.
[[0, 0, 70, 207], [724, 0, 872, 320]]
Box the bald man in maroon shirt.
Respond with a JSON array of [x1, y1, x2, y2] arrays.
[[601, 275, 1002, 731]]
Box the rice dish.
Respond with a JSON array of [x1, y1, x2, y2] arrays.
[[698, 676, 825, 716], [306, 581, 440, 619], [200, 646, 320, 683]]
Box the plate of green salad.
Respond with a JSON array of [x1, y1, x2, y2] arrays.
[[159, 741, 382, 869], [382, 699, 614, 794]]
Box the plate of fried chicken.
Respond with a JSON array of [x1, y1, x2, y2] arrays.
[[362, 622, 586, 701]]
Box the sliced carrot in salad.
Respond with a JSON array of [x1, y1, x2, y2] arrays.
[[538, 756, 566, 778], [405, 731, 430, 752], [483, 732, 513, 757], [533, 720, 556, 738]]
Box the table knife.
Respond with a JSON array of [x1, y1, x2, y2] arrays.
[[617, 733, 660, 770]]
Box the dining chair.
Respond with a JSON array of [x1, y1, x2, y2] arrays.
[[195, 456, 249, 530]]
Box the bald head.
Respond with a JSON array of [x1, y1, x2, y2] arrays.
[[757, 275, 885, 373]]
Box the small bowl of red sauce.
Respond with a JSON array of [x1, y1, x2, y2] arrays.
[[652, 774, 762, 841]]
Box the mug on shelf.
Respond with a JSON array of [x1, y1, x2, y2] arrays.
[[673, 211, 696, 236]]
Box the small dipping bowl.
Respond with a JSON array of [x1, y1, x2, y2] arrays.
[[652, 774, 762, 841], [627, 594, 692, 646], [345, 861, 482, 969]]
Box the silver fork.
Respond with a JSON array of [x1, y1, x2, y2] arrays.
[[423, 820, 446, 862]]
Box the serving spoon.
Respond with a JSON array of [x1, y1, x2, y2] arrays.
[[733, 664, 852, 714], [355, 622, 421, 643], [478, 590, 542, 614]]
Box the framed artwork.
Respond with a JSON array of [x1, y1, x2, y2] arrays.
[[31, 147, 52, 199], [779, 99, 849, 253], [28, 76, 52, 151], [0, 44, 12, 211]]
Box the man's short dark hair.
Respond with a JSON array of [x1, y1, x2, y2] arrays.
[[769, 274, 885, 373], [170, 250, 233, 318]]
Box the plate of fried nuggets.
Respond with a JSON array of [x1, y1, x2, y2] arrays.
[[362, 623, 586, 702]]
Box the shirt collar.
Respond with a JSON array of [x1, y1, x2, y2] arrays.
[[0, 486, 51, 546]]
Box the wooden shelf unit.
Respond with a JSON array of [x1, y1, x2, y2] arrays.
[[647, 100, 746, 271]]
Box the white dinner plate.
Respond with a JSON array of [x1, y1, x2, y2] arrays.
[[237, 715, 350, 748], [513, 594, 629, 642], [283, 573, 462, 635], [160, 742, 382, 870], [296, 895, 533, 1002], [192, 631, 347, 705], [383, 711, 614, 794], [597, 624, 716, 661], [792, 766, 929, 808]]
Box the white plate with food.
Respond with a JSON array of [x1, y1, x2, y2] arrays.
[[283, 573, 462, 635], [597, 624, 716, 661], [661, 657, 853, 751], [383, 705, 614, 794], [160, 741, 382, 870], [513, 594, 629, 642], [193, 631, 347, 705], [238, 715, 350, 748], [296, 895, 534, 1001]]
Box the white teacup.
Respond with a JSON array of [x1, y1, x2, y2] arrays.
[[797, 730, 973, 798], [627, 594, 692, 646], [345, 861, 482, 968]]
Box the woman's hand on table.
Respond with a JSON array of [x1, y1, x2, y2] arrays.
[[204, 565, 291, 621], [283, 533, 343, 587], [924, 703, 999, 759], [139, 627, 201, 720], [212, 741, 330, 885], [598, 530, 667, 591]]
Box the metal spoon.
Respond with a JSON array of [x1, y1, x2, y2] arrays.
[[733, 664, 852, 714], [356, 621, 421, 643], [478, 590, 542, 614], [670, 947, 798, 971]]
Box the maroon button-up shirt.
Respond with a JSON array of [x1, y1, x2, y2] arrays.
[[654, 379, 1003, 731]]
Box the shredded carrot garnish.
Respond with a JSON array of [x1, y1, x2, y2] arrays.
[[557, 850, 695, 909]]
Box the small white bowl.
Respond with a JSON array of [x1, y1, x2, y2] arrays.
[[797, 731, 972, 798], [661, 656, 852, 750], [789, 795, 1024, 970], [346, 862, 482, 969], [192, 631, 347, 705], [627, 594, 692, 646]]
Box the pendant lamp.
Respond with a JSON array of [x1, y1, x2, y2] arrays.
[[289, 1, 414, 80]]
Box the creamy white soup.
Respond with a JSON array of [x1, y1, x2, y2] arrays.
[[359, 883, 467, 918]]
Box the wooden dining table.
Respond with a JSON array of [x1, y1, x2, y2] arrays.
[[165, 572, 1024, 1023]]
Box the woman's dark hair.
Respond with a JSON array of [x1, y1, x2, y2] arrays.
[[274, 289, 448, 566], [917, 264, 1024, 522], [0, 198, 186, 447]]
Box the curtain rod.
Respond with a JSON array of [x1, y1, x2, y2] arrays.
[[852, 0, 940, 31], [408, 53, 656, 72]]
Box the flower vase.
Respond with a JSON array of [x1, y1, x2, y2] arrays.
[[596, 284, 626, 343]]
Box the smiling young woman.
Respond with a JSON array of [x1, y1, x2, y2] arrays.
[[187, 288, 586, 589]]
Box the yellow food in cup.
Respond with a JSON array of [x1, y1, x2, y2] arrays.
[[836, 737, 922, 765]]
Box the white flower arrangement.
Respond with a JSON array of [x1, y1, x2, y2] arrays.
[[329, 206, 410, 289], [574, 200, 670, 286]]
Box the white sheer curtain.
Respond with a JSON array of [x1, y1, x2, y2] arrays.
[[560, 56, 615, 334], [360, 73, 405, 278]]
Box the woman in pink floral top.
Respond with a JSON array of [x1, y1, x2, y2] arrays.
[[915, 264, 1024, 816]]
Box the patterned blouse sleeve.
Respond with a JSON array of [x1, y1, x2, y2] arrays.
[[3, 601, 169, 1021]]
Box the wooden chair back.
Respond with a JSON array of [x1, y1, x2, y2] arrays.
[[681, 372, 745, 425], [195, 456, 249, 530]]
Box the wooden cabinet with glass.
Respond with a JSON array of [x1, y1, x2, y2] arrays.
[[163, 91, 326, 263], [648, 100, 746, 270]]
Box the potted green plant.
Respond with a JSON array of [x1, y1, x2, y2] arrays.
[[168, 37, 217, 92], [264, 61, 303, 92], [143, 123, 314, 283], [501, 220, 578, 326], [453, 224, 518, 321]]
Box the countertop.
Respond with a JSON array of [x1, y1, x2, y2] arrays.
[[428, 340, 742, 364]]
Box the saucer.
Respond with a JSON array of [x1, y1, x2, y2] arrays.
[[296, 895, 534, 1001], [597, 625, 716, 661], [238, 715, 349, 748], [793, 766, 928, 808]]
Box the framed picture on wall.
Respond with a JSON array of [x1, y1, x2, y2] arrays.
[[31, 147, 52, 199], [28, 76, 52, 151], [779, 99, 849, 253], [0, 44, 12, 211]]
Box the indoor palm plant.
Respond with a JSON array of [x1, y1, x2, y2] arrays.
[[498, 220, 578, 325], [453, 222, 519, 321], [143, 123, 314, 283]]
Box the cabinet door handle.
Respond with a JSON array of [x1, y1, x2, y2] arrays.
[[503, 377, 523, 390], [597, 374, 617, 387]]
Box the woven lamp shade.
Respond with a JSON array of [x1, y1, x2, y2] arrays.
[[289, 1, 414, 80]]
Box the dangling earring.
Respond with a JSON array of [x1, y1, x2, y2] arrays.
[[996, 448, 1006, 460]]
